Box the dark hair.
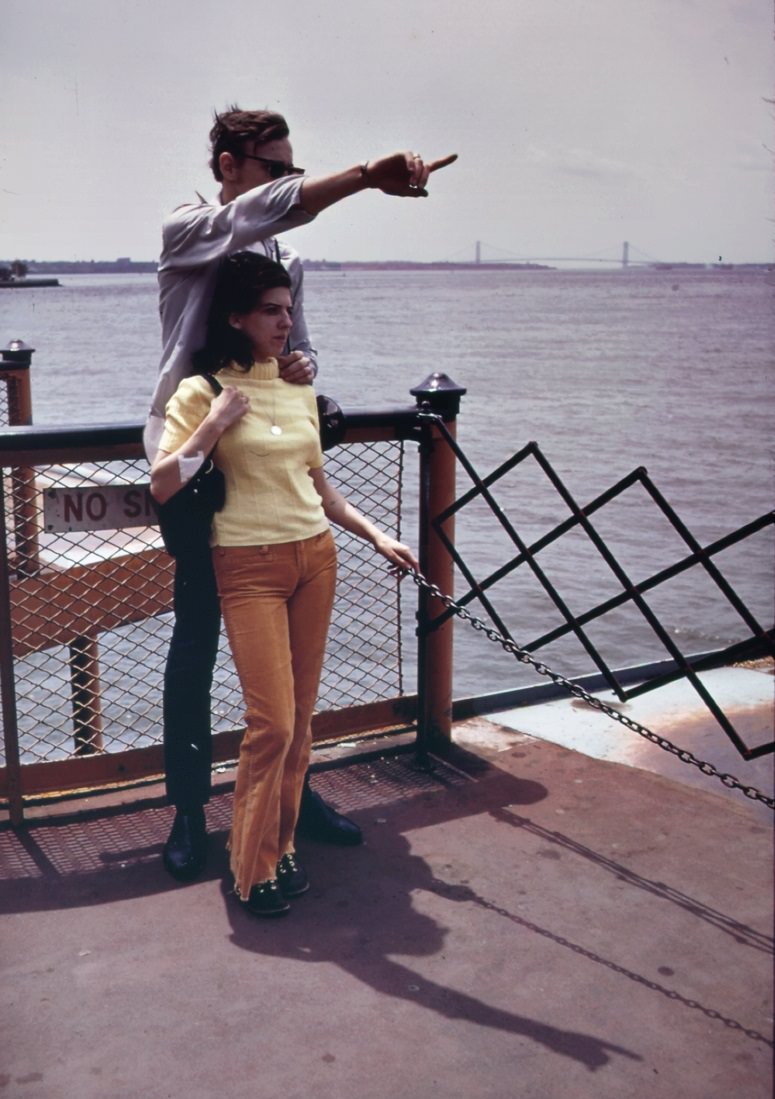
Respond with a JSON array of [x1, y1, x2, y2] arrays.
[[209, 106, 290, 182], [193, 252, 292, 374]]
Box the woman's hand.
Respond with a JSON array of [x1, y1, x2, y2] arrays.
[[372, 533, 420, 576], [150, 384, 248, 505], [210, 385, 250, 427], [309, 467, 418, 573]]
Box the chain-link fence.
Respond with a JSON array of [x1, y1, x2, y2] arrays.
[[1, 405, 414, 814], [2, 445, 407, 763]]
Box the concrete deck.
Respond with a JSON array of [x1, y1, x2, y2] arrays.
[[0, 693, 772, 1099]]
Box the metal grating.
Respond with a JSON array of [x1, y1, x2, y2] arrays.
[[319, 440, 405, 710], [0, 754, 468, 886], [3, 458, 174, 764], [1, 441, 406, 768], [0, 379, 10, 427]]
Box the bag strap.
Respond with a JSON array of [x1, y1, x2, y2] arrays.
[[200, 374, 223, 465]]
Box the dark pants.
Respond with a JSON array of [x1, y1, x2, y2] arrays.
[[163, 543, 222, 812]]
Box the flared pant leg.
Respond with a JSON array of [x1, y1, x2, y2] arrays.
[[213, 531, 337, 896]]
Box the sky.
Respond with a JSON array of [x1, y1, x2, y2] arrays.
[[1, 0, 773, 265]]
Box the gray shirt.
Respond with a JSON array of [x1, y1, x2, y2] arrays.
[[144, 175, 317, 459]]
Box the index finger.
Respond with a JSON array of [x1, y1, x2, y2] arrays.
[[427, 153, 458, 174]]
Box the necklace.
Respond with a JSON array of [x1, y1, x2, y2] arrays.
[[247, 360, 283, 436], [267, 371, 282, 436]]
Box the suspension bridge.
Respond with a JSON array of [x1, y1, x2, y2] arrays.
[[449, 240, 682, 268]]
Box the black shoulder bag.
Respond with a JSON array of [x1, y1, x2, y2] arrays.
[[316, 393, 345, 451], [155, 374, 226, 557]]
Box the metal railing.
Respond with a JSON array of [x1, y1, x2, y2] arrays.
[[3, 342, 771, 822], [1, 347, 462, 823], [419, 415, 774, 763]]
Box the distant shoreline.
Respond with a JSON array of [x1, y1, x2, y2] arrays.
[[0, 260, 159, 275], [302, 260, 555, 271], [1, 258, 554, 274], [2, 258, 773, 275]]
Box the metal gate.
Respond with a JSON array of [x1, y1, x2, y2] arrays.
[[412, 403, 773, 766]]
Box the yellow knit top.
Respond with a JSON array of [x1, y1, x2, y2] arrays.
[[159, 359, 328, 546]]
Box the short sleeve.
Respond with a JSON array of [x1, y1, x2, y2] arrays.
[[307, 390, 325, 470], [158, 376, 213, 454]]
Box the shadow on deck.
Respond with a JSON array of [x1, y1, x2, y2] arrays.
[[0, 723, 772, 1099]]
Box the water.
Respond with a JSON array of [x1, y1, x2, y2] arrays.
[[2, 268, 773, 698]]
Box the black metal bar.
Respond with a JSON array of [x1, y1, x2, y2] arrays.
[[622, 634, 774, 699], [432, 524, 521, 646], [431, 466, 648, 629], [526, 511, 775, 653], [424, 421, 629, 700], [450, 651, 731, 719], [433, 440, 541, 522], [637, 474, 772, 642], [521, 455, 759, 756], [420, 424, 772, 758], [0, 406, 426, 463], [0, 422, 144, 458]]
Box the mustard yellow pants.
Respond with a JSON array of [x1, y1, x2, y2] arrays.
[[213, 530, 337, 896]]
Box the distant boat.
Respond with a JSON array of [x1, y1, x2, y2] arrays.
[[0, 276, 60, 288]]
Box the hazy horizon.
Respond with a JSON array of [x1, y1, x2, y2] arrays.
[[3, 0, 773, 267]]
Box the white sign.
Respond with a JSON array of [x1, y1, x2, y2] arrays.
[[44, 484, 157, 532]]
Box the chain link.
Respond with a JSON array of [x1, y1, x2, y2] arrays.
[[411, 571, 774, 811]]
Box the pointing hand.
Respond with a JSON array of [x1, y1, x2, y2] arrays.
[[364, 151, 458, 197]]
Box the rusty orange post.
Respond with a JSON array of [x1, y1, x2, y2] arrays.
[[0, 340, 34, 426], [1, 341, 39, 576], [410, 374, 466, 761]]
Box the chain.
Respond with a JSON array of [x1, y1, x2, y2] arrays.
[[410, 570, 774, 811]]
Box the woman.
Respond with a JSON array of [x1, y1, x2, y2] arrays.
[[150, 252, 418, 917]]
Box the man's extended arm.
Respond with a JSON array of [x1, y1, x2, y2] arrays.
[[161, 176, 313, 272], [160, 151, 456, 269], [299, 151, 457, 216]]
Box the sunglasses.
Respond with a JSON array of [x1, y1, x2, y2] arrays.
[[240, 152, 305, 179]]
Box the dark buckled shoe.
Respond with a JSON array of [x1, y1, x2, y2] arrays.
[[297, 783, 363, 846], [239, 879, 291, 918], [162, 808, 207, 882], [277, 852, 310, 897]]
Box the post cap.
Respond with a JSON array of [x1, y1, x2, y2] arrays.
[[2, 339, 36, 365], [410, 373, 467, 419]]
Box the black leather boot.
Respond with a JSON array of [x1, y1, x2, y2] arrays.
[[296, 780, 362, 846], [162, 807, 208, 881]]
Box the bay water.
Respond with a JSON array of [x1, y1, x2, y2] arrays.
[[2, 268, 773, 699]]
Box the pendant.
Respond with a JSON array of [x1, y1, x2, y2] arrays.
[[271, 425, 283, 436]]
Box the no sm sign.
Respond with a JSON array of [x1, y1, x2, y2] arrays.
[[44, 484, 156, 532]]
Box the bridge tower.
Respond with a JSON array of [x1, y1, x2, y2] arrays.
[[622, 240, 630, 269], [475, 240, 481, 265]]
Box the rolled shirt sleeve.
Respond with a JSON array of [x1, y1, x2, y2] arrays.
[[160, 176, 314, 270]]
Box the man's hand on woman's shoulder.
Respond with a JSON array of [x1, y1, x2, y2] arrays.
[[278, 351, 316, 385]]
